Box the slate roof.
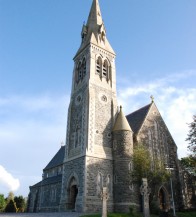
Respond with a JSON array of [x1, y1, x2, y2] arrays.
[[113, 106, 132, 132], [44, 146, 65, 171], [126, 103, 152, 134], [31, 174, 62, 188]]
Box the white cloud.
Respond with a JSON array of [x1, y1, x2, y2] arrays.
[[118, 70, 196, 158], [0, 165, 20, 192], [0, 94, 70, 196]]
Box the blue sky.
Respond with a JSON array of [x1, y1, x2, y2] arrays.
[[0, 0, 196, 197]]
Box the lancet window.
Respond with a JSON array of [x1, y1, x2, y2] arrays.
[[106, 174, 112, 194], [95, 57, 110, 81], [103, 60, 108, 78], [74, 126, 80, 148], [96, 57, 102, 74], [97, 172, 103, 196], [75, 57, 86, 84], [82, 58, 86, 77]]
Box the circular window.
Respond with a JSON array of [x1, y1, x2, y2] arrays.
[[101, 95, 107, 102]]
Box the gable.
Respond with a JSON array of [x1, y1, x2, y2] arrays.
[[126, 103, 151, 134], [137, 102, 177, 156]]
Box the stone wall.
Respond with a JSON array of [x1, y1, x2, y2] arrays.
[[113, 130, 138, 212], [28, 181, 62, 213], [137, 103, 183, 210], [60, 157, 85, 212], [85, 156, 113, 212]]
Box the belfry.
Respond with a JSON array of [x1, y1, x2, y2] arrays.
[[28, 0, 195, 213]]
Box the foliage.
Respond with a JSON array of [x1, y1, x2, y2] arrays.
[[6, 192, 14, 201], [129, 205, 142, 217], [180, 156, 196, 176], [14, 196, 26, 212], [177, 211, 196, 217], [186, 115, 196, 157], [4, 199, 17, 213], [0, 194, 6, 212], [130, 144, 170, 185], [149, 199, 160, 215]]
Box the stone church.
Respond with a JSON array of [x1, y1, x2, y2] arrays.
[[28, 0, 195, 213]]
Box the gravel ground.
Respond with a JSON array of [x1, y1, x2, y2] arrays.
[[0, 212, 83, 217]]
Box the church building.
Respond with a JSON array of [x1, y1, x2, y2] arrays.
[[28, 0, 195, 213]]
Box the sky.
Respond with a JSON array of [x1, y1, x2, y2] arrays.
[[0, 0, 196, 197]]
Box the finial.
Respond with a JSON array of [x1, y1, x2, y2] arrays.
[[150, 95, 154, 103], [61, 141, 64, 147], [120, 105, 122, 111]]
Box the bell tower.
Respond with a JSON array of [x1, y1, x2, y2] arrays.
[[60, 0, 118, 212]]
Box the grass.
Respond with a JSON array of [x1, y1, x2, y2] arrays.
[[176, 211, 196, 217], [81, 211, 196, 217]]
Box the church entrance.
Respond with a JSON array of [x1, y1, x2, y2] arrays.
[[158, 187, 168, 211], [70, 185, 78, 209], [67, 177, 78, 210]]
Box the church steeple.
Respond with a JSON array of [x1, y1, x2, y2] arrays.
[[87, 0, 103, 30], [75, 0, 115, 58]]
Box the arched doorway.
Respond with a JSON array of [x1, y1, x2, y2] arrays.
[[158, 187, 169, 211], [68, 177, 78, 210]]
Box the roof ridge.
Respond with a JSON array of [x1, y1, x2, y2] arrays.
[[126, 103, 151, 117]]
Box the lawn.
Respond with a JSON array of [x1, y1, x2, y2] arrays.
[[81, 211, 196, 217]]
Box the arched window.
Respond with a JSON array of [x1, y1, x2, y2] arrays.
[[106, 174, 112, 194], [75, 126, 80, 148], [114, 174, 117, 184], [103, 60, 108, 78], [77, 62, 82, 82], [96, 57, 102, 75], [97, 172, 103, 196], [81, 58, 86, 78], [129, 162, 133, 171]]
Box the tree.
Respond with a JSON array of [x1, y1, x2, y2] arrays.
[[4, 200, 17, 213], [130, 144, 170, 214], [180, 156, 196, 176], [4, 192, 17, 213], [0, 194, 6, 212], [131, 144, 169, 185], [14, 196, 26, 212], [186, 115, 196, 157]]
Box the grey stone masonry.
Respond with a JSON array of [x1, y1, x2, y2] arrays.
[[113, 130, 135, 212]]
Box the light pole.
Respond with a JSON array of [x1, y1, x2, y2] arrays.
[[166, 167, 176, 217]]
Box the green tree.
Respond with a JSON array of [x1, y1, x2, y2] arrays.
[[4, 200, 17, 213], [186, 115, 196, 157], [6, 192, 14, 201], [4, 192, 17, 213], [0, 194, 6, 212], [14, 196, 26, 212], [131, 144, 169, 184], [130, 144, 170, 214], [180, 156, 196, 176]]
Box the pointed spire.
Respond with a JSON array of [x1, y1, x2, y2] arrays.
[[113, 106, 133, 132], [87, 0, 103, 29], [74, 0, 115, 58]]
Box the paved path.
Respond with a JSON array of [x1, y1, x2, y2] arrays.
[[0, 212, 83, 217]]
